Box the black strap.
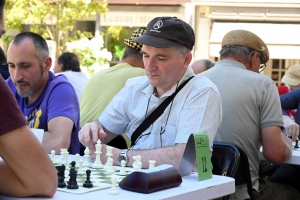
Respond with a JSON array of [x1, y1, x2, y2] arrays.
[[131, 76, 194, 147]]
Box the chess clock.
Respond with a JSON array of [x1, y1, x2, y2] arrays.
[[118, 149, 129, 166]]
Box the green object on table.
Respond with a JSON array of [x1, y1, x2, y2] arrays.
[[193, 132, 212, 181]]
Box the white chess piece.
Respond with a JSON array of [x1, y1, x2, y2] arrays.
[[75, 153, 80, 165], [105, 146, 113, 169], [77, 159, 85, 175], [109, 176, 119, 195], [92, 139, 103, 169], [132, 155, 141, 170], [149, 160, 156, 169], [83, 148, 91, 167], [51, 150, 56, 164], [119, 160, 127, 175], [106, 158, 115, 173]]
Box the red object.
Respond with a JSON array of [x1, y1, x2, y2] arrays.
[[277, 86, 297, 120]]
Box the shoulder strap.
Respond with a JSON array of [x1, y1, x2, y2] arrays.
[[131, 76, 194, 147]]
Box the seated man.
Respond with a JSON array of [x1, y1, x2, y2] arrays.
[[53, 52, 89, 101], [0, 0, 57, 196], [201, 30, 299, 199], [79, 17, 222, 169], [6, 32, 80, 154], [80, 28, 146, 127]]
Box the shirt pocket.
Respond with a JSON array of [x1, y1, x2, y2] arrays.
[[160, 122, 176, 147]]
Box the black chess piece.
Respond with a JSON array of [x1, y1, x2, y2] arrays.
[[83, 169, 93, 188], [56, 165, 66, 188], [294, 140, 299, 149], [67, 164, 79, 189]]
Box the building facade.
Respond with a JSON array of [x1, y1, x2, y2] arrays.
[[191, 0, 300, 84]]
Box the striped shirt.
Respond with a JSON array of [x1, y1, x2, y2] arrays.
[[100, 66, 222, 151]]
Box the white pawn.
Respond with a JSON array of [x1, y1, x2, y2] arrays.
[[106, 158, 115, 174], [109, 176, 119, 195], [83, 148, 91, 167], [149, 160, 156, 169], [77, 159, 85, 175], [75, 153, 80, 164], [119, 160, 127, 176], [51, 150, 56, 164]]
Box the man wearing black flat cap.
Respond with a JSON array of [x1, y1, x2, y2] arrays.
[[201, 30, 300, 199], [79, 17, 222, 170]]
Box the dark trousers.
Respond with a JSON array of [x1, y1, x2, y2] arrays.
[[269, 164, 300, 194]]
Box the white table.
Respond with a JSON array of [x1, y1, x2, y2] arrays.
[[0, 154, 235, 200], [1, 174, 234, 200], [260, 147, 300, 165]]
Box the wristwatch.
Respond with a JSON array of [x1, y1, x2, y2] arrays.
[[118, 149, 129, 166]]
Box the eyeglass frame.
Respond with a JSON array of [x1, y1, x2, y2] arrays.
[[257, 55, 266, 72]]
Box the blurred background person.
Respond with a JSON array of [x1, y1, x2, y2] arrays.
[[191, 59, 214, 74], [0, 47, 9, 79], [53, 52, 89, 101]]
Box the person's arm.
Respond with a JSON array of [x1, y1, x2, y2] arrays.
[[43, 116, 74, 153], [262, 126, 292, 164], [282, 115, 299, 141], [0, 125, 57, 197]]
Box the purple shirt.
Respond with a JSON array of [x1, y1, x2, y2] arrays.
[[6, 71, 80, 154]]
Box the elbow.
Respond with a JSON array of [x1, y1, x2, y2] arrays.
[[264, 150, 290, 165], [38, 173, 57, 197]]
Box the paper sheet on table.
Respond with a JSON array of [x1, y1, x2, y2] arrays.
[[30, 128, 44, 143]]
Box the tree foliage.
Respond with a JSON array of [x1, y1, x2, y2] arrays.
[[4, 0, 108, 56]]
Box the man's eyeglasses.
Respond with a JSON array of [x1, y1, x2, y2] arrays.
[[258, 55, 266, 72]]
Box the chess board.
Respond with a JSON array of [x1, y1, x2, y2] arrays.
[[56, 164, 132, 194]]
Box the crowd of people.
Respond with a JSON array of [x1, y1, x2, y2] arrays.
[[0, 0, 300, 198]]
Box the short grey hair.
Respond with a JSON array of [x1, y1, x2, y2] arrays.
[[219, 45, 261, 63], [173, 44, 191, 57], [11, 32, 49, 65]]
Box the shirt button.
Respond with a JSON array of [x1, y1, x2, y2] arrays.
[[144, 145, 147, 149]]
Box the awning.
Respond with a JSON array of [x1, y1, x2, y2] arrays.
[[209, 22, 300, 59]]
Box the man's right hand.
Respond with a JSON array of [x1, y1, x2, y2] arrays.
[[283, 115, 299, 141], [78, 121, 107, 150]]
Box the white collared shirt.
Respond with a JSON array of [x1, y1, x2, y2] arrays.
[[100, 66, 222, 151]]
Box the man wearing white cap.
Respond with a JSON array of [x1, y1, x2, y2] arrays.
[[79, 17, 222, 169]]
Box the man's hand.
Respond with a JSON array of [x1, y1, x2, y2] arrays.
[[78, 121, 107, 150], [283, 115, 299, 141]]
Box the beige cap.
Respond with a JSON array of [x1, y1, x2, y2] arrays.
[[222, 30, 269, 64], [282, 64, 300, 86]]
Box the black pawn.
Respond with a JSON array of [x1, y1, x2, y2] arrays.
[[67, 163, 79, 189], [83, 169, 93, 188], [295, 140, 299, 149], [56, 165, 66, 188]]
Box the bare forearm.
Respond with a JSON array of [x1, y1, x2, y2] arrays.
[[111, 144, 186, 169], [281, 133, 292, 159], [42, 131, 71, 153]]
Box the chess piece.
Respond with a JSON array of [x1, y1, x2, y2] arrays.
[[51, 150, 56, 164], [109, 176, 119, 195], [105, 146, 113, 169], [119, 160, 127, 176], [83, 148, 91, 167], [132, 155, 141, 170], [149, 160, 156, 169], [56, 165, 66, 188], [75, 153, 80, 164], [77, 159, 85, 175], [92, 139, 103, 169], [67, 162, 79, 189], [106, 158, 115, 173], [295, 139, 299, 149], [83, 169, 93, 188]]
